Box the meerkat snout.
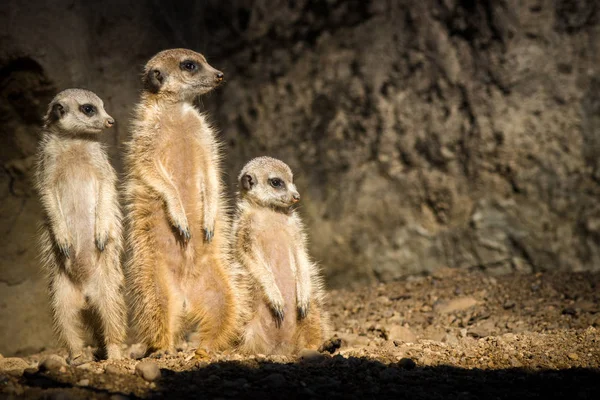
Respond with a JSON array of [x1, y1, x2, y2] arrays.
[[292, 192, 300, 203], [105, 117, 115, 128]]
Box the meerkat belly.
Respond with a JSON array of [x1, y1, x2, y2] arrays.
[[260, 234, 298, 340], [164, 135, 203, 224], [156, 123, 205, 280], [58, 166, 97, 260]]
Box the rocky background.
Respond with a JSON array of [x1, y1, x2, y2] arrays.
[[1, 0, 599, 355]]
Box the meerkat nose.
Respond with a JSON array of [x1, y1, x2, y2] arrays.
[[216, 72, 224, 82], [292, 193, 301, 203], [105, 118, 115, 128]]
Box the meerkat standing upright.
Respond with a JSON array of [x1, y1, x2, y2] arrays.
[[233, 157, 330, 355], [34, 89, 126, 363], [124, 49, 239, 354]]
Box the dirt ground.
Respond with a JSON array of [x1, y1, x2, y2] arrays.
[[1, 268, 599, 399]]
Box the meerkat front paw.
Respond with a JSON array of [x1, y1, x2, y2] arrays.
[[95, 229, 109, 252], [203, 216, 215, 243], [297, 302, 310, 320], [54, 232, 72, 258], [204, 228, 214, 243], [296, 284, 311, 320], [177, 225, 191, 242], [267, 291, 286, 328], [270, 303, 285, 328], [168, 208, 191, 242]]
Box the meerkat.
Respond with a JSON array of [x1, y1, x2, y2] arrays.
[[34, 89, 126, 363], [233, 157, 330, 355], [124, 48, 240, 354]]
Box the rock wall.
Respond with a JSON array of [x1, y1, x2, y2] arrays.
[[1, 0, 599, 355]]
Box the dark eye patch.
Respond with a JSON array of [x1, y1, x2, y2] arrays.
[[80, 104, 96, 116], [180, 59, 199, 73], [269, 178, 285, 189]]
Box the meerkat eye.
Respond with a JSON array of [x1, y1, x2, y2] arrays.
[[80, 104, 96, 116], [180, 60, 198, 72], [269, 178, 284, 188]]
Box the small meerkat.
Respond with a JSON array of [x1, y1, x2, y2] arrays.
[[124, 48, 240, 354], [233, 157, 330, 355], [34, 89, 126, 363]]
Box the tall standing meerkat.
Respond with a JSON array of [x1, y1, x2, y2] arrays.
[[124, 48, 239, 354], [233, 157, 330, 355], [34, 89, 126, 363]]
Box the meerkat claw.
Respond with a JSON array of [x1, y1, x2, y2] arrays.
[[177, 226, 191, 242], [59, 243, 71, 259], [204, 228, 214, 243], [271, 306, 285, 328], [298, 304, 309, 320], [96, 237, 107, 252]]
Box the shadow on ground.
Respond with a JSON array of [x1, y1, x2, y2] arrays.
[[21, 357, 599, 400]]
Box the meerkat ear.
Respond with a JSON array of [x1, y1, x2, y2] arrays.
[[144, 68, 167, 93], [241, 173, 255, 191], [50, 102, 67, 121]]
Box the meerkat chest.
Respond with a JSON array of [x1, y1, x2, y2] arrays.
[[52, 142, 102, 184], [50, 142, 101, 230], [157, 107, 211, 181], [254, 213, 296, 269]]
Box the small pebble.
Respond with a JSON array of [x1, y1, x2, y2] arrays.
[[105, 364, 120, 375], [568, 353, 579, 361], [319, 337, 342, 354], [77, 379, 90, 386], [0, 357, 30, 376], [398, 357, 416, 370], [503, 300, 516, 309], [135, 361, 161, 382], [39, 355, 67, 372]]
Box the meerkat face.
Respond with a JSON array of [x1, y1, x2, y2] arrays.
[[45, 89, 114, 134], [239, 157, 301, 210], [142, 48, 224, 101]]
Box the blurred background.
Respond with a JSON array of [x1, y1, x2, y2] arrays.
[[0, 0, 599, 356]]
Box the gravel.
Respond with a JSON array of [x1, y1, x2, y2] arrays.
[[1, 269, 599, 399]]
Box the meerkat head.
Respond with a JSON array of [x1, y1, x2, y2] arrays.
[[142, 48, 224, 101], [44, 88, 115, 134], [238, 157, 301, 211]]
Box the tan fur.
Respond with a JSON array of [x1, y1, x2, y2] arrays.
[[233, 157, 330, 355], [34, 89, 126, 363], [123, 49, 240, 354]]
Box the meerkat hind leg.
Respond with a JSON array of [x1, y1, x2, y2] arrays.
[[188, 265, 237, 352], [87, 271, 127, 360], [52, 273, 87, 364], [295, 301, 326, 351], [130, 267, 177, 355]]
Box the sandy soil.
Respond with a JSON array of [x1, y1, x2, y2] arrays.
[[1, 269, 599, 399]]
